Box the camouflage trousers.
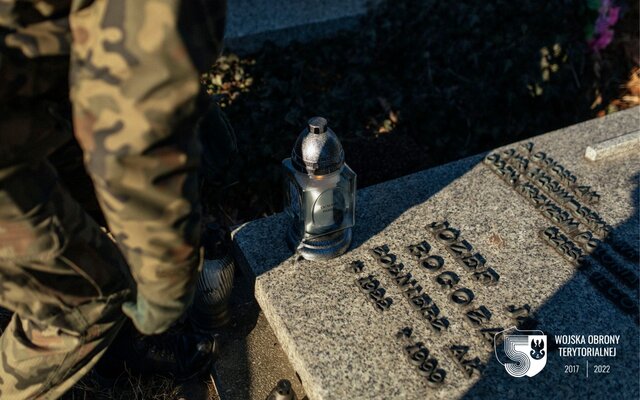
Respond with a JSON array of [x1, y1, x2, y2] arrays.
[[0, 1, 226, 398]]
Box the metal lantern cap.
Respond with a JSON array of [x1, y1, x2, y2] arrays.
[[291, 117, 345, 175]]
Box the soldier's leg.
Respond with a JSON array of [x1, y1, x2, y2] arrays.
[[49, 136, 108, 227], [0, 303, 128, 400], [69, 0, 226, 335], [0, 2, 135, 398], [0, 1, 103, 225], [0, 160, 134, 400]]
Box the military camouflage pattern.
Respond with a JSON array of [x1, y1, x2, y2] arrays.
[[0, 0, 71, 57], [0, 0, 226, 398]]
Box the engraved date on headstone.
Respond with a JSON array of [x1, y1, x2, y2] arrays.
[[346, 259, 365, 274], [396, 327, 447, 388], [355, 274, 394, 312]]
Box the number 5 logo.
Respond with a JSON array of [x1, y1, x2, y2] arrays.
[[494, 327, 548, 377]]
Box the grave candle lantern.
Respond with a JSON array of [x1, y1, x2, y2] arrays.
[[282, 117, 356, 260]]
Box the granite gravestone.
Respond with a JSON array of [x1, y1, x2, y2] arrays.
[[225, 0, 376, 53], [232, 108, 639, 400]]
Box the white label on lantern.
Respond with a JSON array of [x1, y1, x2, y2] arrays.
[[312, 188, 346, 231]]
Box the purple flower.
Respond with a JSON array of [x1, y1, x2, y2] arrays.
[[606, 6, 620, 25], [588, 0, 621, 52]]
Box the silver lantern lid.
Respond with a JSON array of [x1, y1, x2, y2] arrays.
[[291, 117, 345, 175]]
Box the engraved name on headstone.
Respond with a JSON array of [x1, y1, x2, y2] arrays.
[[484, 142, 639, 318]]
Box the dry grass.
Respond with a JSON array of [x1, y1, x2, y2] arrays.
[[62, 369, 220, 400], [62, 373, 182, 400], [602, 66, 640, 115]]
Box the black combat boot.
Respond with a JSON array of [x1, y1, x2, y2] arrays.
[[125, 330, 217, 381], [94, 322, 218, 383]]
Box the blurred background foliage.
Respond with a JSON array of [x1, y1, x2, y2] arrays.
[[202, 0, 639, 226]]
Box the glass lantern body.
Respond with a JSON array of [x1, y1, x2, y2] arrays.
[[282, 158, 356, 240]]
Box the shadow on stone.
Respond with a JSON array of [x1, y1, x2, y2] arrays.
[[462, 174, 639, 399]]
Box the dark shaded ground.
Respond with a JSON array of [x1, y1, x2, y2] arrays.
[[50, 269, 305, 400], [209, 270, 307, 400], [202, 0, 639, 226]]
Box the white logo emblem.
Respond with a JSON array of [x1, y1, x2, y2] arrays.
[[494, 327, 547, 377]]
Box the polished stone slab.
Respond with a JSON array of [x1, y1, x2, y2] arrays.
[[232, 108, 640, 400], [225, 0, 374, 53]]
